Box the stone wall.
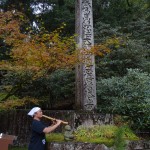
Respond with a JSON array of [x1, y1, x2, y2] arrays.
[[47, 141, 150, 150], [47, 143, 110, 150], [127, 140, 150, 150], [0, 110, 113, 146]]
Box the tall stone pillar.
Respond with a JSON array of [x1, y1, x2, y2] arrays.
[[75, 0, 97, 110]]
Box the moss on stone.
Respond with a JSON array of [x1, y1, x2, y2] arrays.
[[46, 133, 64, 142], [46, 125, 139, 147]]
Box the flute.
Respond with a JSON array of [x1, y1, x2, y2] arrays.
[[42, 115, 68, 125]]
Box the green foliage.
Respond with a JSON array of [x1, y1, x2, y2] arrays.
[[75, 125, 138, 140], [75, 125, 117, 139], [22, 69, 75, 109], [95, 19, 150, 45], [46, 133, 64, 142], [46, 69, 75, 103], [114, 126, 140, 150], [0, 92, 18, 101], [95, 39, 149, 78], [97, 69, 150, 130], [45, 133, 114, 146], [45, 125, 138, 146], [0, 38, 11, 61], [122, 20, 150, 43], [10, 147, 27, 150], [0, 1, 149, 133], [0, 0, 75, 34], [95, 19, 150, 78], [94, 22, 122, 44], [93, 0, 149, 26], [114, 126, 126, 150], [1, 0, 149, 34], [40, 0, 75, 35], [95, 19, 150, 130], [0, 69, 75, 109]]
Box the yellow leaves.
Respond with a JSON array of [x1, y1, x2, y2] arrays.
[[0, 11, 115, 78], [0, 11, 27, 48], [0, 96, 39, 110], [91, 44, 111, 56], [105, 37, 125, 49], [77, 42, 111, 66], [1, 26, 77, 76]]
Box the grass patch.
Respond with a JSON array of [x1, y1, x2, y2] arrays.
[[46, 133, 64, 142], [10, 147, 27, 150], [46, 125, 139, 147], [75, 137, 114, 147]]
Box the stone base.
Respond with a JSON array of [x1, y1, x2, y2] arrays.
[[47, 142, 110, 150], [127, 141, 150, 150], [47, 141, 150, 150]]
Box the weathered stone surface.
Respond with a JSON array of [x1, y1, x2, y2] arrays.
[[47, 141, 150, 150], [48, 142, 64, 150], [74, 112, 113, 128], [47, 142, 112, 150], [75, 0, 97, 111], [127, 141, 150, 150], [65, 143, 75, 150], [75, 143, 94, 150], [94, 144, 110, 150]]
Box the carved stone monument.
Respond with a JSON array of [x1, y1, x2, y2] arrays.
[[75, 0, 97, 110]]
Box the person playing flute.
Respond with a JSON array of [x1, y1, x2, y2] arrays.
[[27, 107, 62, 150]]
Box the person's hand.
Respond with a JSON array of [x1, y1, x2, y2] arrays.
[[56, 119, 62, 125], [51, 120, 56, 125]]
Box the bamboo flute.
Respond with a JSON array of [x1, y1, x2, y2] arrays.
[[42, 115, 68, 125]]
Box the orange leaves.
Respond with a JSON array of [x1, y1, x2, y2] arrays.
[[0, 11, 77, 76], [76, 43, 111, 66], [90, 44, 110, 57], [0, 11, 113, 78], [9, 31, 77, 74], [0, 11, 27, 43]]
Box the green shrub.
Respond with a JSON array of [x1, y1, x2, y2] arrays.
[[75, 125, 117, 139], [97, 69, 150, 130], [114, 126, 126, 150], [75, 125, 138, 141]]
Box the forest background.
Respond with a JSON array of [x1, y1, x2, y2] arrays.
[[0, 0, 150, 131]]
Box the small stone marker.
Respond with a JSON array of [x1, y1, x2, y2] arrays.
[[0, 133, 17, 150], [64, 125, 74, 141]]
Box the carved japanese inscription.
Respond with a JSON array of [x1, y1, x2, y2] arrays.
[[75, 0, 97, 110]]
